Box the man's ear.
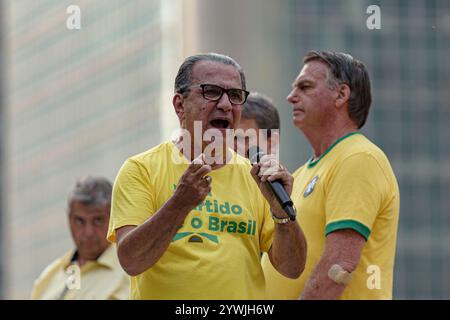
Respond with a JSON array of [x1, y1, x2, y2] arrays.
[[173, 93, 185, 123], [335, 83, 350, 109]]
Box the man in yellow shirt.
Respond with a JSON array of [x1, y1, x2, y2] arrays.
[[31, 177, 129, 300], [262, 51, 400, 299], [107, 53, 307, 299]]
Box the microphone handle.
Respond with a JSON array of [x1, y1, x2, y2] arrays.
[[267, 180, 296, 221]]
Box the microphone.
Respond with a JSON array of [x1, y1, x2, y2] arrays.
[[247, 146, 296, 221]]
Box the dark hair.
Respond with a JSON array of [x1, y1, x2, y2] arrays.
[[174, 53, 246, 96], [68, 176, 112, 209], [242, 92, 280, 136], [303, 50, 372, 128]]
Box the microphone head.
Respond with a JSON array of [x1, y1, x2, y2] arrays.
[[247, 146, 265, 163]]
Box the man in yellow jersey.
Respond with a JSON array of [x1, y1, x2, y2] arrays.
[[234, 92, 280, 157], [31, 177, 129, 300], [262, 51, 400, 299], [107, 53, 307, 299]]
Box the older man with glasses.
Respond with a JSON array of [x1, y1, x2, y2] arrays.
[[107, 53, 307, 299]]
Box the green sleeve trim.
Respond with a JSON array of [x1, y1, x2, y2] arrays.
[[325, 219, 371, 241]]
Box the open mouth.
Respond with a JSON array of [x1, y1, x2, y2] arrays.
[[209, 119, 230, 129]]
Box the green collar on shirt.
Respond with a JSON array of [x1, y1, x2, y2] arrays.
[[307, 132, 361, 169]]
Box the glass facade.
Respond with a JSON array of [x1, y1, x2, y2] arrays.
[[3, 0, 167, 298]]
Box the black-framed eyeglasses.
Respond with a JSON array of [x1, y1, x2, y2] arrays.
[[192, 84, 249, 105]]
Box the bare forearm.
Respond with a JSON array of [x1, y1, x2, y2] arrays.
[[118, 197, 192, 275], [300, 230, 365, 300], [300, 259, 347, 300], [270, 221, 307, 279]]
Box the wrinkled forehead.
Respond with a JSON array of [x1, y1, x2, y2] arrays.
[[191, 61, 242, 88]]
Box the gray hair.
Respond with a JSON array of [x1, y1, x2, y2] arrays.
[[174, 53, 246, 96], [68, 176, 112, 209], [242, 92, 280, 136]]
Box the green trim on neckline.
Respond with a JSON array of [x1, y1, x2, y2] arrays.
[[307, 132, 361, 168], [325, 219, 371, 241]]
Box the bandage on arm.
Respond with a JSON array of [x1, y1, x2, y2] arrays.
[[327, 264, 353, 285]]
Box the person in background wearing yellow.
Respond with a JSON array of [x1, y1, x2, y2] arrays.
[[31, 176, 129, 300]]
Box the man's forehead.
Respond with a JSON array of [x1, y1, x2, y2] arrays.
[[70, 202, 109, 216], [295, 61, 328, 83], [191, 61, 241, 84]]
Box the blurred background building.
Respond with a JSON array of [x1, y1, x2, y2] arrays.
[[0, 0, 449, 299]]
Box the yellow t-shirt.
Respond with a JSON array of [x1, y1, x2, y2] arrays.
[[31, 245, 129, 300], [107, 141, 274, 299], [262, 132, 400, 300]]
